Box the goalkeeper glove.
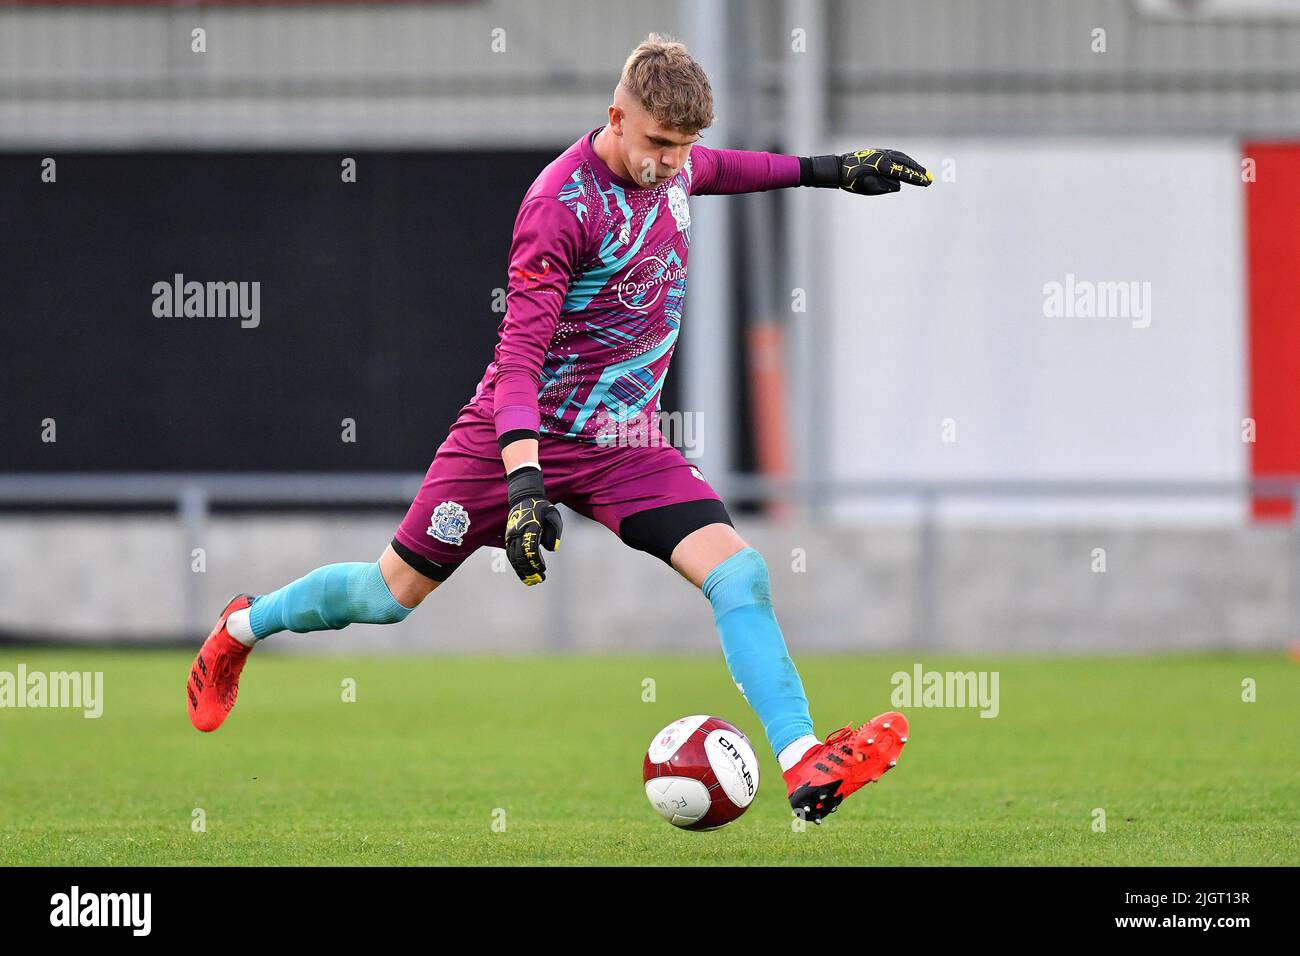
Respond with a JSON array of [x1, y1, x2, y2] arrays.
[[800, 148, 933, 195], [503, 463, 563, 586]]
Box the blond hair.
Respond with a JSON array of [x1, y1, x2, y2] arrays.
[[618, 33, 715, 132]]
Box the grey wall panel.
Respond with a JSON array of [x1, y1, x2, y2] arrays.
[[6, 1, 1300, 147], [0, 513, 1290, 653]]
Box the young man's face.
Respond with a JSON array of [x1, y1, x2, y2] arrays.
[[609, 94, 700, 187]]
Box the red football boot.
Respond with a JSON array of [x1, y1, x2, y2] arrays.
[[784, 711, 909, 823], [186, 594, 256, 732]]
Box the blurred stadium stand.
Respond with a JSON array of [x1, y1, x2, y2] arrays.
[[6, 0, 1300, 143], [3, 0, 1299, 651]]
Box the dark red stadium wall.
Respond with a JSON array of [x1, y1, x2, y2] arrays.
[[1244, 142, 1300, 521]]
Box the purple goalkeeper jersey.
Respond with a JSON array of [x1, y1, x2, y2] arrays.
[[472, 126, 801, 445]]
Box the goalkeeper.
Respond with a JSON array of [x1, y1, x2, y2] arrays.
[[186, 34, 931, 824]]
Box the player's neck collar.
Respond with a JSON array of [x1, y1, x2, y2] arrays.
[[583, 125, 640, 190]]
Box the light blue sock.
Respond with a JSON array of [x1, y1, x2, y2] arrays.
[[248, 561, 413, 639], [702, 547, 814, 757]]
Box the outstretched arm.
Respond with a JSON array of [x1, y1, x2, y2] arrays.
[[689, 144, 933, 196], [688, 144, 802, 195]]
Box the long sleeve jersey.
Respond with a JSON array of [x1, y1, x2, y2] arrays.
[[472, 125, 802, 447]]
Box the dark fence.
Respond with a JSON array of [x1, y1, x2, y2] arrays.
[[2, 149, 657, 472]]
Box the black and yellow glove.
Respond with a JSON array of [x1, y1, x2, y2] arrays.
[[504, 464, 563, 586], [800, 148, 933, 196]]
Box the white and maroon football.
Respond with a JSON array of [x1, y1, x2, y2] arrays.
[[642, 715, 760, 830]]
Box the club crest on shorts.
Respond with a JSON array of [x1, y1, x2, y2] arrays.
[[427, 500, 470, 546], [667, 184, 691, 232]]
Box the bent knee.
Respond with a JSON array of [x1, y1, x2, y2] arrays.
[[702, 546, 772, 614], [379, 545, 441, 609]]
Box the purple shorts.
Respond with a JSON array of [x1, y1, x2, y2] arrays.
[[393, 401, 726, 577]]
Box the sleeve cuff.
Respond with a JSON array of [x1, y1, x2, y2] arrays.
[[799, 156, 813, 186], [497, 428, 540, 451]]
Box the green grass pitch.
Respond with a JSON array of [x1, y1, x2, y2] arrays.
[[0, 649, 1296, 866]]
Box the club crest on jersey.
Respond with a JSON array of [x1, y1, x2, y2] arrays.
[[617, 223, 631, 246], [667, 184, 690, 232], [427, 501, 470, 546]]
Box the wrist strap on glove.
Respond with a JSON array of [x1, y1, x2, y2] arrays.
[[799, 154, 843, 188], [506, 463, 545, 504]]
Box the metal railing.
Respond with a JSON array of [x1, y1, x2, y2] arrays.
[[1, 472, 1298, 646]]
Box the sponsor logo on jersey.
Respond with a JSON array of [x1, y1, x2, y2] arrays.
[[513, 258, 551, 289], [616, 254, 688, 312]]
